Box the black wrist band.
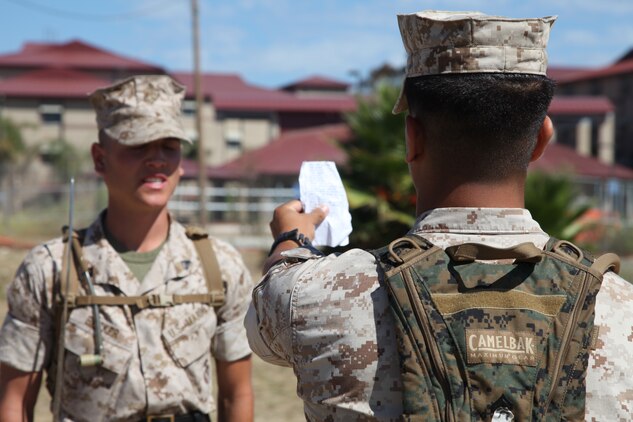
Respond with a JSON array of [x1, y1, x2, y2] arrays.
[[268, 228, 312, 256]]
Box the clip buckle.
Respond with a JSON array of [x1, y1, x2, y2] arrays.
[[148, 294, 174, 307]]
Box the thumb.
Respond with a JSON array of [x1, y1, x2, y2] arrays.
[[309, 204, 329, 226]]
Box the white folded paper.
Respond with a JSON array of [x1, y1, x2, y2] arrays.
[[299, 161, 352, 247]]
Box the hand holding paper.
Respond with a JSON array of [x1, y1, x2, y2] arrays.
[[299, 161, 352, 247]]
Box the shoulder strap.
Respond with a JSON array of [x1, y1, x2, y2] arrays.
[[185, 225, 225, 308], [60, 227, 86, 305], [546, 236, 620, 275], [59, 226, 226, 309], [591, 253, 620, 274]]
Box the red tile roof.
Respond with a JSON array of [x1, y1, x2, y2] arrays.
[[172, 72, 356, 113], [547, 66, 592, 82], [183, 122, 633, 181], [0, 40, 163, 72], [556, 59, 633, 84], [183, 124, 352, 179], [0, 68, 110, 98], [530, 143, 633, 180], [280, 75, 349, 91], [548, 96, 614, 115]]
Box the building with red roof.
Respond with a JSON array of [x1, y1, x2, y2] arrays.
[[177, 122, 633, 220], [0, 39, 357, 168], [280, 75, 350, 94], [554, 50, 633, 169], [182, 123, 351, 182], [0, 39, 164, 79]]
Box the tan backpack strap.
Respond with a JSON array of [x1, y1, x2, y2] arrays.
[[61, 227, 83, 302], [591, 253, 621, 275], [185, 226, 225, 307], [445, 242, 543, 264], [71, 292, 224, 309]]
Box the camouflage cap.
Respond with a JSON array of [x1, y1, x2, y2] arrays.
[[89, 75, 191, 145], [393, 11, 557, 114]]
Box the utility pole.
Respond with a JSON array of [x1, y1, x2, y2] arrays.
[[192, 0, 207, 225]]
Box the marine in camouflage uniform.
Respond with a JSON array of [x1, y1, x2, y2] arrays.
[[0, 75, 254, 422], [245, 11, 633, 422]]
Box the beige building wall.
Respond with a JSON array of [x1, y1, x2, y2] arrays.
[[3, 99, 96, 151], [5, 96, 281, 169], [180, 101, 280, 167], [183, 101, 279, 167]]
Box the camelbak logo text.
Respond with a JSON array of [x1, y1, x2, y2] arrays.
[[466, 329, 537, 366]]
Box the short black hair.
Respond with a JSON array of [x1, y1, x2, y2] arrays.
[[404, 73, 555, 181]]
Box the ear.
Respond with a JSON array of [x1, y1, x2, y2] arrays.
[[405, 115, 424, 163], [91, 143, 106, 174], [530, 115, 554, 163]]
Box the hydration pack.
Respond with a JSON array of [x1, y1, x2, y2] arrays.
[[372, 235, 620, 421]]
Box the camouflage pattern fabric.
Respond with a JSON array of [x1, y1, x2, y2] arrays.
[[374, 234, 606, 420], [0, 213, 253, 422], [245, 208, 633, 421], [89, 75, 191, 146], [393, 11, 556, 114]]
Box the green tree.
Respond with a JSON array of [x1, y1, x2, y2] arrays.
[[524, 171, 591, 240], [0, 117, 25, 171], [40, 138, 82, 182], [342, 83, 415, 249], [0, 117, 26, 217]]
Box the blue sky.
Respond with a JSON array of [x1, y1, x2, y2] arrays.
[[1, 0, 633, 88]]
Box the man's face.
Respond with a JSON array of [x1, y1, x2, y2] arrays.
[[92, 137, 184, 213]]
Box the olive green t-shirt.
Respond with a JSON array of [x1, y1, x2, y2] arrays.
[[104, 226, 165, 282]]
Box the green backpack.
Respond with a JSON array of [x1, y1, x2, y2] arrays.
[[372, 235, 620, 421]]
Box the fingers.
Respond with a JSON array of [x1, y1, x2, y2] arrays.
[[308, 204, 329, 227], [269, 200, 329, 240]]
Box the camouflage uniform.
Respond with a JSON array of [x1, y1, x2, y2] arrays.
[[246, 208, 633, 421], [0, 214, 253, 421]]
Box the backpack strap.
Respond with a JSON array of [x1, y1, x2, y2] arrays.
[[185, 225, 225, 308], [60, 227, 85, 307], [545, 236, 620, 275], [59, 226, 226, 309], [591, 253, 620, 275]]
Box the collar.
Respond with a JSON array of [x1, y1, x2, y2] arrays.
[[78, 211, 196, 296], [411, 208, 546, 236]]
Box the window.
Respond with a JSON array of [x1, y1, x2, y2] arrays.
[[39, 104, 63, 123], [225, 130, 242, 149], [182, 100, 196, 116]]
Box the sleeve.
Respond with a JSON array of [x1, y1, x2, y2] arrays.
[[585, 272, 633, 420], [210, 239, 254, 362], [244, 248, 323, 367], [0, 245, 56, 373]]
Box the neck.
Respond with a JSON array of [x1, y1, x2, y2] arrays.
[[103, 205, 170, 252], [416, 177, 526, 215]]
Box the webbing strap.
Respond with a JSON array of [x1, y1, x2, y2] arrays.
[[69, 292, 224, 309], [445, 242, 543, 264], [185, 226, 225, 307], [591, 252, 620, 275], [60, 225, 226, 310], [547, 236, 621, 275], [61, 227, 84, 304]]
